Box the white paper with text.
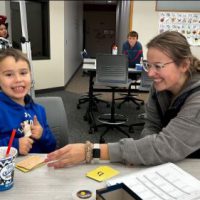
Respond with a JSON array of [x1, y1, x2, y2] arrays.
[[107, 163, 200, 200]]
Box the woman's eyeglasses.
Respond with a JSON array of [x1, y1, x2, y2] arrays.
[[142, 60, 174, 72]]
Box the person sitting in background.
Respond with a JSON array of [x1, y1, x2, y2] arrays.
[[0, 15, 12, 49], [0, 48, 56, 155], [45, 31, 200, 168], [122, 30, 143, 68]]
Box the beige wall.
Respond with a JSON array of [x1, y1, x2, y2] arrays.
[[34, 1, 83, 90], [132, 1, 200, 59], [64, 1, 83, 84], [33, 1, 65, 90]]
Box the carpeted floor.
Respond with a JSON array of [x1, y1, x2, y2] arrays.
[[36, 89, 145, 144]]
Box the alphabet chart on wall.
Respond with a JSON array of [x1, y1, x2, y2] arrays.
[[158, 12, 200, 46]]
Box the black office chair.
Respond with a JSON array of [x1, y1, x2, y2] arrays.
[[77, 51, 109, 112], [94, 54, 130, 143], [115, 66, 144, 110], [129, 69, 152, 132], [136, 68, 152, 92]]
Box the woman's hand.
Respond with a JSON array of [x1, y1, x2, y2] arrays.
[[19, 137, 34, 155], [45, 143, 85, 168], [30, 115, 43, 140]]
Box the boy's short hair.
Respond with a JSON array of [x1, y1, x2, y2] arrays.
[[0, 48, 30, 69], [127, 31, 138, 39]]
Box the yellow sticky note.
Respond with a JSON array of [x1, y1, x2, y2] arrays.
[[86, 166, 119, 182]]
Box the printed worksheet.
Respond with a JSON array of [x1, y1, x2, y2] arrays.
[[107, 163, 200, 200]]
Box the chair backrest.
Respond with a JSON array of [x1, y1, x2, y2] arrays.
[[138, 69, 153, 92], [34, 96, 69, 149], [96, 54, 128, 87]]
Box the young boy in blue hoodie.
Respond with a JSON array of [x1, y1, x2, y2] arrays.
[[0, 48, 56, 155]]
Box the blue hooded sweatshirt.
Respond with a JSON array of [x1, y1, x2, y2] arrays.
[[0, 92, 56, 154], [122, 41, 143, 68]]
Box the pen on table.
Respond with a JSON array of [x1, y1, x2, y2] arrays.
[[5, 129, 16, 157]]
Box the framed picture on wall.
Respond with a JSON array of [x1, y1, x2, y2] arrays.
[[156, 1, 200, 12]]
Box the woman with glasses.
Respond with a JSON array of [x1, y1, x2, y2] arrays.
[[45, 31, 200, 168]]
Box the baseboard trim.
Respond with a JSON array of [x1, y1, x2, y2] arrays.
[[35, 62, 82, 95], [35, 86, 65, 94]]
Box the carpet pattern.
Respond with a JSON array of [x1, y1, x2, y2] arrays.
[[36, 90, 145, 144]]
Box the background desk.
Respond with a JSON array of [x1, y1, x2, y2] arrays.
[[82, 58, 141, 74], [2, 155, 200, 200]]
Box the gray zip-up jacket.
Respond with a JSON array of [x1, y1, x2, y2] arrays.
[[108, 73, 200, 165]]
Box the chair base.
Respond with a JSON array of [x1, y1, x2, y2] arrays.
[[77, 94, 108, 109], [97, 113, 128, 125], [96, 113, 130, 143], [115, 81, 144, 109], [116, 95, 144, 110], [96, 123, 130, 143]]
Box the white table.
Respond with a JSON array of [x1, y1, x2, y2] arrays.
[[82, 58, 96, 70], [1, 155, 200, 200], [82, 58, 140, 73]]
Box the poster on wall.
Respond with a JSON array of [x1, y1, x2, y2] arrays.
[[159, 12, 200, 46]]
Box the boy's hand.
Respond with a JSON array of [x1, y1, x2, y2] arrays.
[[30, 115, 43, 140], [19, 137, 34, 155]]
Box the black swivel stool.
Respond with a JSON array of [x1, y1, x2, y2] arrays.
[[115, 67, 144, 110], [94, 54, 130, 143], [129, 69, 153, 132], [77, 54, 109, 111], [77, 58, 109, 127]]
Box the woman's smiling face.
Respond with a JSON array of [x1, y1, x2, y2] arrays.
[[147, 47, 189, 95]]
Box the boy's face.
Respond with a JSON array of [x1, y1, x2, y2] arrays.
[[128, 36, 138, 47], [0, 56, 31, 105], [0, 24, 8, 38]]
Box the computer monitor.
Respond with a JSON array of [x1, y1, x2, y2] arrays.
[[96, 54, 128, 87]]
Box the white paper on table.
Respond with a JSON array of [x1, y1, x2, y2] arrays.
[[107, 162, 200, 200]]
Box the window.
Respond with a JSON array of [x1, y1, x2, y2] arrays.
[[10, 0, 50, 60]]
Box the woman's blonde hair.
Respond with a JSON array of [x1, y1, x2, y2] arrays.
[[147, 31, 200, 73]]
